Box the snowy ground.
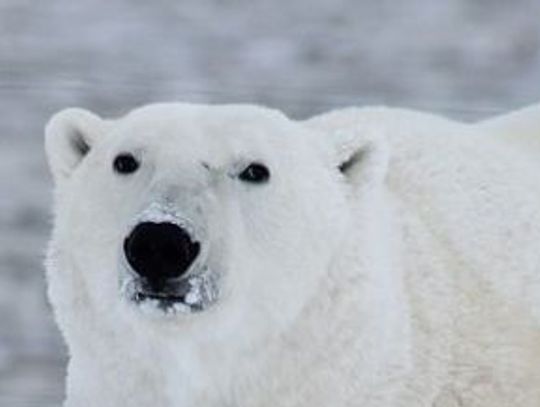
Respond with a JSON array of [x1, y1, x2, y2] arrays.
[[1, 0, 539, 404]]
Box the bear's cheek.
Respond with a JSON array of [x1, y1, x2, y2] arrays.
[[55, 213, 121, 302], [53, 179, 134, 309], [221, 191, 340, 319]]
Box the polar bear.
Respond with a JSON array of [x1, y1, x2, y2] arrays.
[[45, 102, 540, 407]]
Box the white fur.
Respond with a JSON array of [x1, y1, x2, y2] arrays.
[[45, 102, 540, 406]]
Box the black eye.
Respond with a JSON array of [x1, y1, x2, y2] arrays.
[[113, 153, 139, 174], [238, 162, 270, 184]]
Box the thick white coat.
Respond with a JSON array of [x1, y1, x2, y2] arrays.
[[45, 103, 540, 406]]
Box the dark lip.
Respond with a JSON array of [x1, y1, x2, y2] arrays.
[[133, 290, 186, 303], [133, 277, 192, 300]]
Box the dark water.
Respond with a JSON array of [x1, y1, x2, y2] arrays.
[[1, 0, 539, 404]]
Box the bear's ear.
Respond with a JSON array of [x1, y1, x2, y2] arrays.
[[45, 108, 108, 183], [304, 109, 390, 190], [331, 129, 389, 189]]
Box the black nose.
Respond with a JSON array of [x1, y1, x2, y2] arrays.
[[123, 222, 200, 282]]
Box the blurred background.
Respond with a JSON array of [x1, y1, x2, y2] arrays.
[[1, 0, 539, 404]]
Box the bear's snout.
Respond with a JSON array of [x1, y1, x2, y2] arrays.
[[123, 222, 201, 284]]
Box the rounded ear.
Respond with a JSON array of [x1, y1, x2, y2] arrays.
[[305, 108, 390, 189], [333, 129, 389, 189], [45, 108, 108, 183]]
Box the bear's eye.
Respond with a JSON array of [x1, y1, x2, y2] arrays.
[[113, 153, 139, 175], [238, 162, 270, 184]]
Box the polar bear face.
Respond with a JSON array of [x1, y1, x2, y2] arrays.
[[45, 103, 387, 348]]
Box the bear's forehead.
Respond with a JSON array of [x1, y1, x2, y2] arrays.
[[113, 103, 296, 146]]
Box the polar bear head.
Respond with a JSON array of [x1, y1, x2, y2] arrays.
[[45, 103, 388, 350]]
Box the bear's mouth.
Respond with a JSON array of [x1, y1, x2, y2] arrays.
[[133, 291, 195, 311], [126, 272, 219, 314]]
